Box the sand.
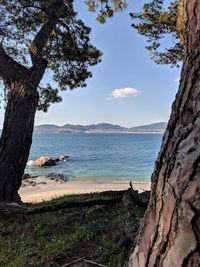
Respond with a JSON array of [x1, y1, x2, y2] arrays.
[[19, 176, 151, 203]]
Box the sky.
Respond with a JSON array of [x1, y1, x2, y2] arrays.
[[0, 0, 181, 128]]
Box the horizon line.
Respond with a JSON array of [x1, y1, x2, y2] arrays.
[[34, 121, 167, 128]]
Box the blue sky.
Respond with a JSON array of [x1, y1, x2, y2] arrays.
[[0, 0, 181, 128]]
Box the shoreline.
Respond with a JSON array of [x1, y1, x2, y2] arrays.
[[19, 176, 151, 203]]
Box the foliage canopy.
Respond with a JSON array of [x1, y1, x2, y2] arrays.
[[86, 0, 182, 67], [85, 0, 128, 23], [0, 0, 102, 111], [131, 0, 183, 67], [0, 0, 183, 112]]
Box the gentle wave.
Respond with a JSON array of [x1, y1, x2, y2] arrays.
[[27, 160, 33, 166]]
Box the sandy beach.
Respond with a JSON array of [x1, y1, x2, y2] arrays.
[[19, 176, 151, 203]]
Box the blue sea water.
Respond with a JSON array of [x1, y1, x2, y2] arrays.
[[26, 133, 163, 182]]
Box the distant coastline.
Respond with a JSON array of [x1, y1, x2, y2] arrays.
[[34, 122, 167, 134]]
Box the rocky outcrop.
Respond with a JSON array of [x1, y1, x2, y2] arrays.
[[31, 156, 57, 167], [22, 173, 38, 180], [55, 155, 69, 161], [21, 172, 69, 188], [31, 155, 69, 167], [47, 172, 69, 182]]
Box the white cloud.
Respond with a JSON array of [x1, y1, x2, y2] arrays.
[[111, 87, 140, 99]]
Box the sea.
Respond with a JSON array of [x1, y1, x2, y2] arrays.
[[26, 133, 163, 182]]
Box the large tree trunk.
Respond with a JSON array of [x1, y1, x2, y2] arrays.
[[0, 81, 38, 202], [0, 1, 61, 203], [126, 1, 200, 266]]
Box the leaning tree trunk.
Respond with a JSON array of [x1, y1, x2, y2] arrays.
[[0, 81, 38, 202], [0, 0, 61, 203], [126, 1, 200, 266]]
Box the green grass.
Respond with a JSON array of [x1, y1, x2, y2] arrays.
[[0, 192, 144, 267]]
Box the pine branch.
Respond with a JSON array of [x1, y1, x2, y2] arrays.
[[29, 0, 64, 69]]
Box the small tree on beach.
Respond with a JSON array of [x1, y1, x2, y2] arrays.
[[87, 0, 200, 266], [0, 0, 102, 202]]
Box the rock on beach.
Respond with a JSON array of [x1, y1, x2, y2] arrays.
[[31, 155, 69, 167], [31, 156, 57, 167]]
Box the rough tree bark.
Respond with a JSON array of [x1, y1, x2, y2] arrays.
[[126, 1, 200, 266], [0, 80, 39, 202], [0, 0, 63, 202]]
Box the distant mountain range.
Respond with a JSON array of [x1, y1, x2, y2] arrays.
[[34, 122, 167, 133]]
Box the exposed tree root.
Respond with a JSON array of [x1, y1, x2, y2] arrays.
[[119, 185, 150, 247], [0, 189, 150, 216]]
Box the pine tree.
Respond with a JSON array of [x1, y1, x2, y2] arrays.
[[0, 0, 101, 202]]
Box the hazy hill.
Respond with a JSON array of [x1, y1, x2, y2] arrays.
[[34, 122, 167, 133], [129, 122, 167, 133]]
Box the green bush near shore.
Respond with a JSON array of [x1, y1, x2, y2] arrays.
[[0, 192, 144, 267]]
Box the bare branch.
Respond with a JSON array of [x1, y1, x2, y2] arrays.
[[0, 195, 123, 215], [0, 189, 150, 215]]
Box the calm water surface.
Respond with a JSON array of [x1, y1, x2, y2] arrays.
[[27, 133, 163, 181]]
